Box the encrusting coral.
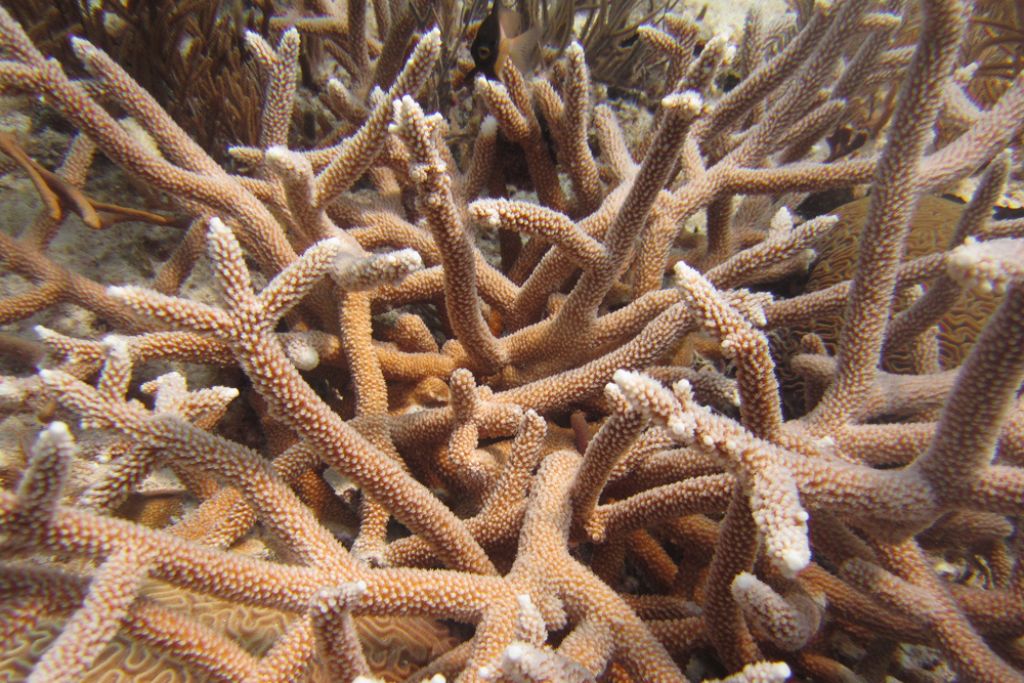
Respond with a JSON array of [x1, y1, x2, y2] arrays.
[[0, 0, 1023, 681]]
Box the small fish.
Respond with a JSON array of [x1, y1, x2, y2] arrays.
[[469, 0, 540, 80]]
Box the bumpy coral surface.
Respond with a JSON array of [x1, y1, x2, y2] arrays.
[[0, 1, 1023, 681]]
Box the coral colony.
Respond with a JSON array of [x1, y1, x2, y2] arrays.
[[0, 0, 1023, 681]]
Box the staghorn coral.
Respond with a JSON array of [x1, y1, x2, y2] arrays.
[[4, 0, 273, 161], [0, 1, 1023, 682]]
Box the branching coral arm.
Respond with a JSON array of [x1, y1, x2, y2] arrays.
[[110, 220, 496, 575], [809, 0, 965, 430]]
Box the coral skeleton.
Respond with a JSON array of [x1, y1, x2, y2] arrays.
[[0, 0, 1023, 681]]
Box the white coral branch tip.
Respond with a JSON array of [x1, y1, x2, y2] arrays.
[[776, 546, 812, 578], [207, 216, 232, 240], [672, 259, 701, 285], [706, 661, 792, 683], [101, 334, 131, 358], [769, 207, 793, 233], [332, 248, 423, 291], [662, 90, 703, 114], [264, 145, 295, 166], [468, 202, 503, 229], [106, 285, 132, 299], [480, 115, 498, 137], [947, 237, 1024, 295], [41, 420, 73, 444], [69, 36, 97, 62], [284, 339, 320, 371], [33, 325, 61, 341]]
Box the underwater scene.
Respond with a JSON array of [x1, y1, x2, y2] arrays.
[[0, 0, 1023, 681]]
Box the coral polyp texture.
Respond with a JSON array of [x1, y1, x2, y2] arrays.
[[1, 0, 1023, 681]]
